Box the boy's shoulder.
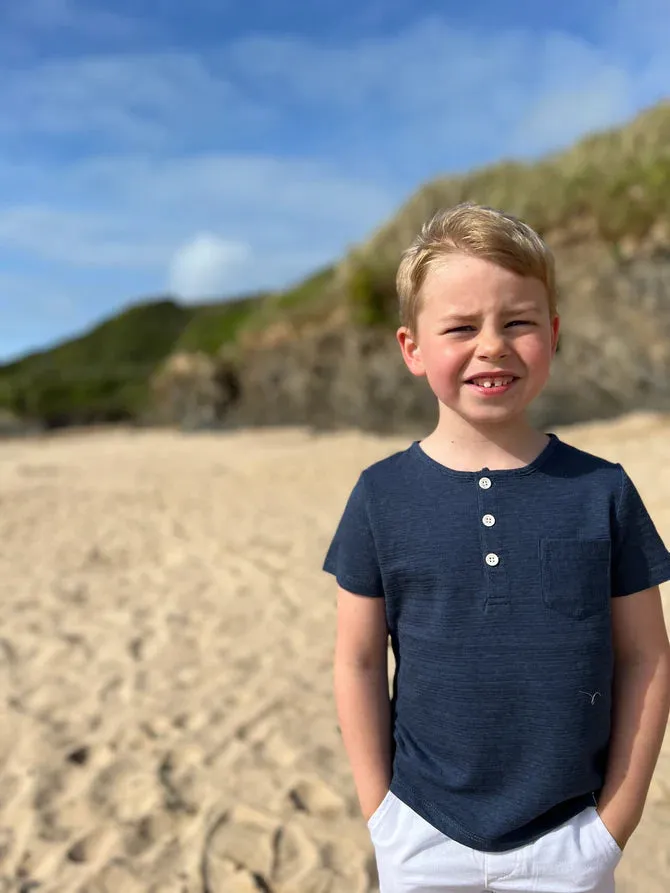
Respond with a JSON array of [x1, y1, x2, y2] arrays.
[[550, 436, 622, 475], [525, 435, 627, 499], [358, 443, 416, 485]]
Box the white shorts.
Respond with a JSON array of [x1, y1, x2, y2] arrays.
[[367, 791, 622, 893]]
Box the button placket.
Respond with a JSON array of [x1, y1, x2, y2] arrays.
[[476, 472, 509, 610]]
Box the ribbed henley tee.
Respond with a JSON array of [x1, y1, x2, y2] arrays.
[[323, 433, 670, 851]]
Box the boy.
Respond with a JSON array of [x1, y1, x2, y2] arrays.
[[323, 204, 670, 893]]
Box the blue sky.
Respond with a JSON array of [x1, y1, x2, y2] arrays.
[[0, 0, 668, 362]]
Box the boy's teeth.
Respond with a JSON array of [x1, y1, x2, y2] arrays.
[[474, 377, 512, 388]]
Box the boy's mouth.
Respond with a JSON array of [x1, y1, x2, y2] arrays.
[[466, 374, 517, 389], [465, 374, 518, 394]]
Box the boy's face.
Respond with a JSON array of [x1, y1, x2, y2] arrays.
[[397, 253, 560, 429]]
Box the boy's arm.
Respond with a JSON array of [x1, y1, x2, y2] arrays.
[[597, 584, 670, 849], [333, 585, 392, 821]]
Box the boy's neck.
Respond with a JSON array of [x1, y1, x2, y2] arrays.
[[420, 414, 551, 473]]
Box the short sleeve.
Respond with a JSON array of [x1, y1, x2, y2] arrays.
[[322, 473, 384, 597], [611, 465, 670, 597]]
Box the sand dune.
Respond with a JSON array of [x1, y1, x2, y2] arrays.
[[0, 412, 668, 892]]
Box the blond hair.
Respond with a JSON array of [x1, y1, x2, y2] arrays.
[[396, 203, 557, 332]]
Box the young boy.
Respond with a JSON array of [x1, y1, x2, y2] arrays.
[[323, 204, 670, 893]]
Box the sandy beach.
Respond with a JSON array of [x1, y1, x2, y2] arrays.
[[0, 411, 668, 893]]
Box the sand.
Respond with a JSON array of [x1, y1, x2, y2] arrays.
[[0, 411, 668, 893]]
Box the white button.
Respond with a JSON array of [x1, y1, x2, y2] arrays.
[[485, 552, 499, 566], [479, 477, 492, 490], [482, 514, 495, 527]]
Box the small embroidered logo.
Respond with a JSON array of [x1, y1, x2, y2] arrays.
[[579, 690, 602, 705]]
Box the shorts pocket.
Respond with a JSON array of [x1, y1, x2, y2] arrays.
[[366, 790, 394, 834], [592, 808, 623, 857], [540, 538, 611, 619]]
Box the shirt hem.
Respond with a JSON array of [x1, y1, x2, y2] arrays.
[[389, 778, 594, 853], [321, 562, 384, 598], [612, 559, 670, 597]]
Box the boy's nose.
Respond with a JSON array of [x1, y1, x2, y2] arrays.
[[476, 332, 509, 360]]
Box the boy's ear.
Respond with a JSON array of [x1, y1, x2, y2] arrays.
[[550, 314, 560, 356], [397, 326, 426, 377]]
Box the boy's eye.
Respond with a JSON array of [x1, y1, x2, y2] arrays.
[[443, 325, 475, 334], [442, 321, 534, 334]]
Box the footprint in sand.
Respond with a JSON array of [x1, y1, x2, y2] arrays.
[[120, 810, 190, 861], [79, 860, 146, 893], [64, 826, 117, 865], [272, 823, 320, 886], [286, 777, 346, 819], [319, 840, 376, 893], [0, 828, 14, 863], [205, 805, 367, 892], [156, 745, 206, 815], [204, 805, 277, 880], [89, 760, 161, 823], [202, 860, 266, 893]]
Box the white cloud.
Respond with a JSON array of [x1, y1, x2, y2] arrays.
[[168, 234, 251, 301], [0, 155, 396, 284]]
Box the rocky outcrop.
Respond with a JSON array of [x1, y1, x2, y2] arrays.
[[150, 352, 240, 430], [0, 410, 44, 438], [151, 248, 670, 434]]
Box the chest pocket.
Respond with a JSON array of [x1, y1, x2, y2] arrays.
[[540, 538, 611, 620]]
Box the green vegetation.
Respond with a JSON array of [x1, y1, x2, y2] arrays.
[[1, 100, 669, 429], [365, 101, 670, 268], [0, 298, 255, 427], [346, 260, 398, 327], [174, 295, 262, 355], [272, 265, 335, 310], [335, 102, 670, 328], [0, 300, 193, 426], [239, 265, 339, 335]]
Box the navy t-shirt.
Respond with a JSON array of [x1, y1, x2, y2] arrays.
[[323, 434, 670, 852]]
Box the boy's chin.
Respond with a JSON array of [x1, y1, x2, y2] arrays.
[[438, 399, 528, 428]]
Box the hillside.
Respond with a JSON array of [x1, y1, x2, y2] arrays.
[[350, 100, 670, 273], [0, 293, 266, 428], [2, 100, 670, 431]]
